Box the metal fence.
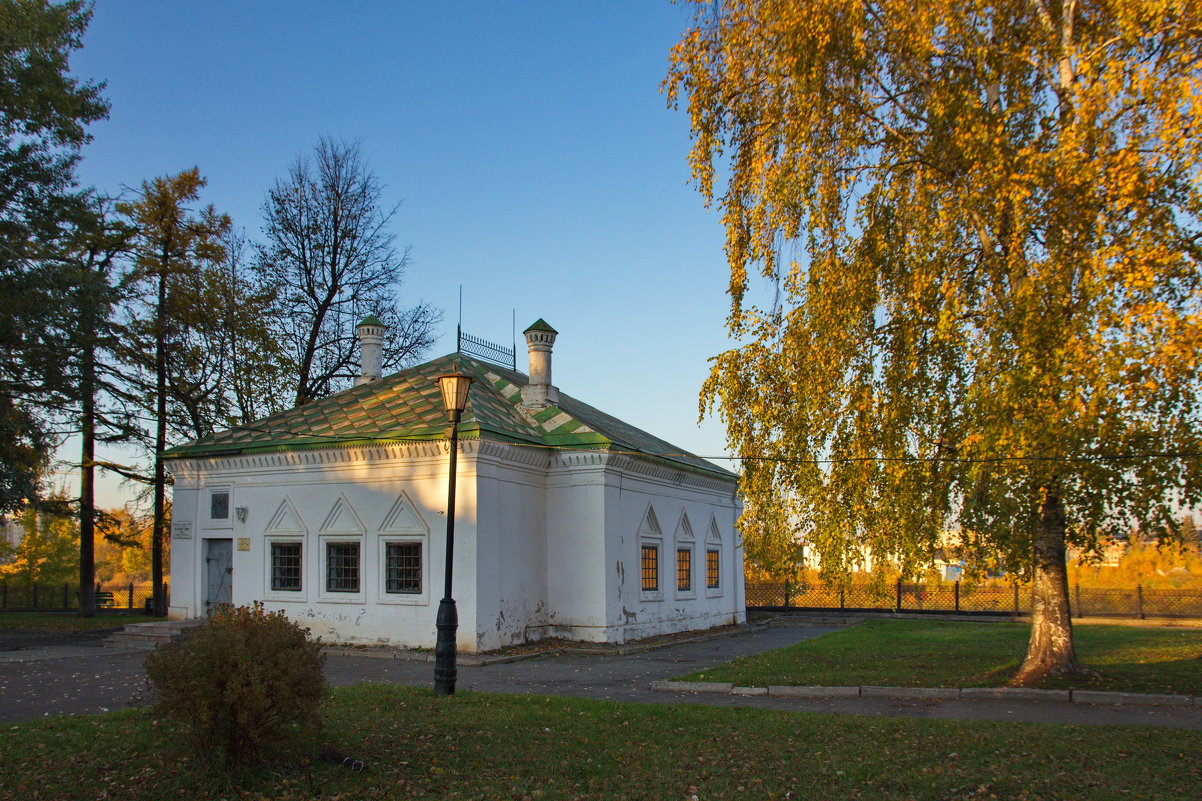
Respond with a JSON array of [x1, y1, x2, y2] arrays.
[[746, 580, 1202, 619], [0, 581, 168, 613]]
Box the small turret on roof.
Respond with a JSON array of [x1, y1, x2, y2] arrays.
[[521, 318, 558, 409], [358, 314, 385, 328], [164, 325, 735, 480], [356, 315, 387, 386]]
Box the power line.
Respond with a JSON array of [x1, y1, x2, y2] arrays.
[[209, 425, 1202, 466]]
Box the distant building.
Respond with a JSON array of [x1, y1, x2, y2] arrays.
[[0, 515, 23, 557], [1068, 538, 1129, 567], [164, 319, 745, 651]]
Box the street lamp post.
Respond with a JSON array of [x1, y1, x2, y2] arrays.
[[434, 371, 472, 696]]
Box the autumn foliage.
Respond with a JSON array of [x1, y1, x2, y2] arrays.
[[668, 1, 1202, 682]]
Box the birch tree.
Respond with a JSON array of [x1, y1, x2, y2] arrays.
[[668, 0, 1202, 683]]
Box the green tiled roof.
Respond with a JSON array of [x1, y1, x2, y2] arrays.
[[164, 354, 735, 480], [523, 318, 557, 334], [358, 314, 384, 327]]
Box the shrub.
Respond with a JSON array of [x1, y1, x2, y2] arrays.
[[144, 603, 326, 767]]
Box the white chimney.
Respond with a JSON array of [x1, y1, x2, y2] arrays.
[[356, 315, 386, 386], [520, 318, 559, 408]]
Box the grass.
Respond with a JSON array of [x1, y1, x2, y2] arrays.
[[0, 611, 164, 631], [680, 620, 1202, 695], [1, 685, 1201, 800]]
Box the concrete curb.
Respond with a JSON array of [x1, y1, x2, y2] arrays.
[[650, 680, 732, 693], [769, 685, 860, 698], [650, 681, 1202, 707], [1070, 690, 1194, 707], [960, 687, 1071, 702], [862, 686, 960, 700]]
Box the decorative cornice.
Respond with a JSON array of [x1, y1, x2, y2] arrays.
[[166, 435, 738, 498], [549, 450, 610, 470], [475, 439, 552, 469], [602, 453, 738, 494], [168, 438, 451, 479]]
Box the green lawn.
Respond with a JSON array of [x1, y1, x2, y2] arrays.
[[680, 619, 1202, 695], [0, 611, 163, 631], [1, 685, 1199, 800]]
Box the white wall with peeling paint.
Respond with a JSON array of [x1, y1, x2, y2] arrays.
[[167, 439, 743, 652]]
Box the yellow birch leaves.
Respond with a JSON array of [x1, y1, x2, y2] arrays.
[[670, 0, 1202, 579]]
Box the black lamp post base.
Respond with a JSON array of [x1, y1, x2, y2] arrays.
[[434, 597, 458, 696]]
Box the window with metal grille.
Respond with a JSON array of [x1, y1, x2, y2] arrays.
[[271, 542, 302, 591], [677, 548, 692, 591], [210, 490, 230, 520], [640, 545, 659, 592], [326, 542, 360, 592], [707, 549, 720, 588], [385, 542, 422, 594]]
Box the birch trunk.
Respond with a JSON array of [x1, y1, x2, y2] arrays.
[[1013, 490, 1086, 685]]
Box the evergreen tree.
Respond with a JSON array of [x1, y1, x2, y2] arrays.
[[51, 196, 137, 615], [0, 0, 108, 513], [120, 169, 230, 616]]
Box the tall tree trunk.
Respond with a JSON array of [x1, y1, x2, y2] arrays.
[[78, 333, 96, 618], [1013, 489, 1086, 685], [152, 267, 167, 616]]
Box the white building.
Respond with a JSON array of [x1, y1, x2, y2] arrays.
[[164, 319, 744, 652], [0, 515, 23, 556]]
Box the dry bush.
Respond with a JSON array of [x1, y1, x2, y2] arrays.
[[144, 603, 326, 767]]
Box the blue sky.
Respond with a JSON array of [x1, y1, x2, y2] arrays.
[[62, 1, 741, 506]]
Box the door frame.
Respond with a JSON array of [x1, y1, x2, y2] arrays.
[[204, 537, 233, 613]]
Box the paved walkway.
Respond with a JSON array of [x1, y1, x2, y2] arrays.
[[3, 625, 1201, 730]]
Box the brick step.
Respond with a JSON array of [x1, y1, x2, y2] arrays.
[[104, 619, 203, 650]]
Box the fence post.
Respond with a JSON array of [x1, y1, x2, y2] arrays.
[[62, 582, 68, 610], [1074, 583, 1081, 618], [895, 579, 902, 612], [32, 582, 38, 609], [128, 582, 134, 610], [1013, 582, 1019, 615], [839, 585, 845, 610], [1137, 584, 1145, 620], [784, 580, 791, 608], [954, 581, 960, 614], [1, 581, 5, 608]]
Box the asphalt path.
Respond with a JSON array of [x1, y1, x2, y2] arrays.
[[2, 625, 1201, 730]]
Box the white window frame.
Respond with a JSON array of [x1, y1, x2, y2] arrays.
[[705, 517, 725, 598], [675, 545, 696, 599], [705, 548, 722, 596], [203, 486, 234, 530], [638, 504, 664, 602], [640, 541, 663, 602], [673, 511, 696, 600], [376, 538, 428, 605], [264, 537, 307, 602], [319, 535, 364, 603]]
